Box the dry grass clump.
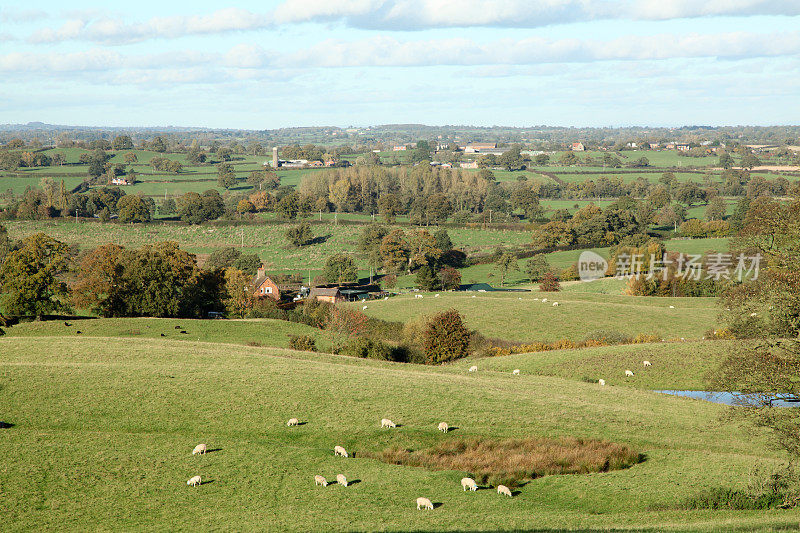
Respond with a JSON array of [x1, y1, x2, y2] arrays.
[[363, 436, 641, 487]]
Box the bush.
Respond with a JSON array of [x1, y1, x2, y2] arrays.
[[539, 271, 561, 292], [335, 338, 407, 362], [285, 222, 314, 247], [677, 464, 800, 510], [423, 309, 471, 364], [582, 330, 632, 345], [288, 335, 317, 352]]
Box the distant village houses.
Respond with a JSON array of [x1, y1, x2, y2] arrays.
[[571, 142, 585, 151]]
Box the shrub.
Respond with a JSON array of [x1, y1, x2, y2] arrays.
[[582, 330, 632, 345], [326, 306, 369, 337], [676, 464, 800, 510], [335, 338, 406, 361], [288, 335, 317, 352], [285, 222, 314, 247], [423, 309, 471, 364], [539, 271, 561, 292]]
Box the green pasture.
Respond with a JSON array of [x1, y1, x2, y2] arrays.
[[1, 334, 796, 531], [349, 291, 719, 343]]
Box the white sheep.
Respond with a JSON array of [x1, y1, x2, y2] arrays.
[[471, 295, 476, 298], [187, 475, 202, 487], [334, 445, 349, 458], [512, 369, 520, 375], [468, 365, 478, 372], [314, 475, 328, 487], [416, 497, 434, 510], [287, 418, 299, 427], [552, 302, 559, 307], [750, 312, 758, 317], [643, 361, 652, 367], [192, 443, 207, 455], [669, 305, 675, 309], [362, 305, 368, 310], [533, 298, 540, 301], [336, 474, 348, 487], [434, 294, 440, 298], [625, 370, 634, 377], [381, 418, 397, 428], [384, 296, 389, 300], [542, 298, 548, 303], [438, 422, 449, 433], [598, 379, 605, 386], [497, 485, 512, 497], [461, 477, 478, 491]]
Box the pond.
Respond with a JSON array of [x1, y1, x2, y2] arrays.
[[656, 390, 800, 407]]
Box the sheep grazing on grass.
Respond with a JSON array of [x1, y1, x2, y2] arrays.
[[192, 443, 207, 455], [416, 497, 434, 510], [187, 476, 201, 487], [468, 365, 478, 372], [625, 370, 634, 377], [434, 294, 440, 298], [438, 422, 449, 433], [383, 296, 388, 300], [750, 312, 758, 317], [497, 485, 512, 497], [414, 294, 424, 299], [541, 298, 548, 303], [287, 418, 299, 427], [512, 369, 520, 375], [552, 302, 559, 307], [461, 477, 478, 491], [471, 295, 476, 298], [362, 305, 368, 310], [314, 475, 328, 487], [669, 305, 675, 309], [336, 474, 348, 487], [381, 418, 396, 428], [643, 361, 652, 367], [334, 445, 349, 458], [598, 379, 605, 386]]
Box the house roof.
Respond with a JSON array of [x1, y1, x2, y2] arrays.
[[253, 274, 276, 289], [310, 287, 342, 297]]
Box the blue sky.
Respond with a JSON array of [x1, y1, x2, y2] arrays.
[[1, 1, 798, 129]]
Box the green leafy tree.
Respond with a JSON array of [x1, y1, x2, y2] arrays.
[[111, 135, 134, 150], [0, 233, 71, 318], [740, 153, 762, 170], [380, 229, 409, 273], [276, 192, 300, 220], [217, 163, 237, 189], [433, 229, 452, 252], [286, 222, 315, 247], [323, 253, 358, 284], [718, 152, 734, 169], [525, 254, 551, 282], [177, 190, 224, 224], [705, 196, 727, 221], [117, 195, 152, 223], [150, 136, 167, 153], [423, 309, 471, 364], [495, 252, 520, 287], [415, 264, 439, 291]]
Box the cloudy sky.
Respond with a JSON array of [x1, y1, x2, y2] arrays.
[[1, 1, 798, 128]]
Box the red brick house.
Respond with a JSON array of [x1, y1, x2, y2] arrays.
[[253, 266, 281, 300]]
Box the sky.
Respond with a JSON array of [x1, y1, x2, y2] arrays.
[[1, 1, 799, 129]]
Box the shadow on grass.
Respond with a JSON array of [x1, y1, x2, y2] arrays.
[[0, 421, 14, 429], [204, 448, 223, 454], [310, 234, 332, 245], [347, 479, 361, 486]]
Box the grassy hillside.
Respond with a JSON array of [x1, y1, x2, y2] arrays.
[[474, 340, 732, 390], [349, 291, 719, 343], [2, 335, 798, 531], [1, 317, 342, 352]]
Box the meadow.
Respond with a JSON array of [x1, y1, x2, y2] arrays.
[[2, 333, 797, 531], [348, 291, 719, 343]]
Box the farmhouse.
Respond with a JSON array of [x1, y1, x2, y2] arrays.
[[309, 287, 344, 304], [110, 177, 133, 186], [571, 142, 585, 151], [459, 161, 478, 169], [463, 142, 497, 153], [676, 143, 690, 151], [253, 266, 281, 300]]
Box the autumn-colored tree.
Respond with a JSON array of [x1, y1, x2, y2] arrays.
[[326, 306, 369, 337], [439, 266, 461, 290], [223, 267, 254, 318], [0, 233, 71, 318], [380, 229, 409, 273], [408, 230, 441, 272]]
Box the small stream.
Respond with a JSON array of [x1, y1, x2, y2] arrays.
[[656, 390, 800, 407]]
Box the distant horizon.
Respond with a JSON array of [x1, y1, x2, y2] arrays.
[[3, 121, 800, 132]]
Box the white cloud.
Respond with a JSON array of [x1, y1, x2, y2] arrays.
[[28, 8, 270, 45], [272, 0, 800, 30], [284, 31, 800, 67]]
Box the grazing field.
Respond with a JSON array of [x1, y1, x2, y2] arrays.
[[2, 334, 797, 531], [349, 291, 719, 343], [1, 317, 343, 353], [476, 340, 732, 390], [2, 220, 533, 274]]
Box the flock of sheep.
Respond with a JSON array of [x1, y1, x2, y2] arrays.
[[184, 409, 516, 511]]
